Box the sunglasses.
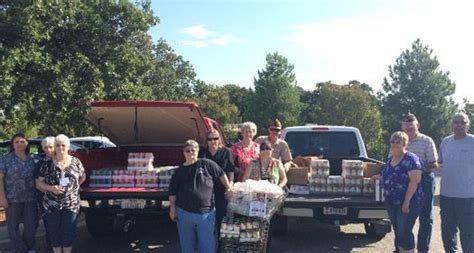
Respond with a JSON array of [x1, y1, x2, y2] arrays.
[[260, 147, 273, 151], [207, 137, 219, 141], [269, 128, 281, 132], [184, 149, 197, 153], [453, 121, 467, 125]]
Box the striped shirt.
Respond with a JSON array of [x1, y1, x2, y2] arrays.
[[407, 133, 438, 171], [39, 156, 85, 213]]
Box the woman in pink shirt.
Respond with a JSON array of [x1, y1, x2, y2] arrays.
[[231, 122, 259, 182]]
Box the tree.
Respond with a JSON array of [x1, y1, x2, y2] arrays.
[[301, 81, 385, 160], [463, 99, 474, 134], [0, 1, 158, 136], [222, 84, 252, 121], [194, 82, 240, 125], [143, 39, 197, 100], [378, 39, 458, 144], [245, 52, 301, 134]]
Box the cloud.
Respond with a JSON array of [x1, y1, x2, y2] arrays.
[[180, 25, 242, 48], [283, 0, 474, 103]]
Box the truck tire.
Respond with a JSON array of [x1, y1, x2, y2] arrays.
[[85, 211, 113, 236], [364, 222, 387, 239]]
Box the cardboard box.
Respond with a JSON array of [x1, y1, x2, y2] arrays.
[[364, 162, 383, 177], [292, 156, 320, 167], [287, 167, 309, 185]]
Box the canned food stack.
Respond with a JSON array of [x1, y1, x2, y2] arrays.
[[156, 166, 177, 189], [362, 178, 376, 197], [308, 159, 330, 195], [112, 170, 136, 187], [220, 217, 262, 243], [127, 152, 154, 170], [135, 170, 158, 188], [89, 169, 113, 188], [327, 176, 344, 195], [341, 160, 364, 196]]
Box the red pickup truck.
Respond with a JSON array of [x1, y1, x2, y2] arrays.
[[75, 101, 225, 236]]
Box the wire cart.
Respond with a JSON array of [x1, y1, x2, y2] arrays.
[[219, 192, 286, 253]]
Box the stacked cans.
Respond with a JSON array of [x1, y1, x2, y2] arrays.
[[308, 159, 330, 194], [341, 160, 364, 196], [127, 152, 154, 170], [156, 166, 177, 189], [135, 170, 158, 188], [327, 176, 344, 195], [220, 217, 261, 243], [89, 169, 113, 188], [362, 178, 376, 197], [112, 170, 136, 187]]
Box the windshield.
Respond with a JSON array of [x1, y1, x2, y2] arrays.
[[285, 131, 360, 158]]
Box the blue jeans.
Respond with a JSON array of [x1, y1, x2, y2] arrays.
[[440, 196, 474, 253], [417, 172, 435, 252], [44, 209, 79, 248], [385, 198, 422, 251], [6, 202, 38, 253], [176, 207, 215, 253]]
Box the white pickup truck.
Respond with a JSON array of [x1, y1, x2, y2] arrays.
[[277, 125, 391, 238]]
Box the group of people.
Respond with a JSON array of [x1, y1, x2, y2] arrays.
[[168, 119, 291, 253], [0, 134, 85, 253], [376, 112, 473, 253]]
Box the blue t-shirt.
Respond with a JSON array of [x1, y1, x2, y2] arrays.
[[0, 153, 37, 203], [381, 152, 423, 205]]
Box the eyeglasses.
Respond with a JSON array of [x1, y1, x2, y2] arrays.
[[184, 149, 197, 153], [453, 121, 468, 125], [269, 128, 281, 132], [207, 137, 219, 141], [260, 147, 273, 151], [56, 144, 67, 147]]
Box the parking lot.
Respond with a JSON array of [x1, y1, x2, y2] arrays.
[[0, 177, 449, 252]]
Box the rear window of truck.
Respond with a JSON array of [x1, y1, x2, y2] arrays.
[[285, 131, 360, 158]]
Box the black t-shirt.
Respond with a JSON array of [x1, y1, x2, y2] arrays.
[[169, 158, 225, 214], [199, 147, 234, 195]]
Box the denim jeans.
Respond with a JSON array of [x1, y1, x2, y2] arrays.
[[6, 202, 38, 253], [385, 198, 422, 251], [44, 209, 79, 248], [440, 196, 474, 253], [176, 207, 215, 253], [417, 172, 435, 252]]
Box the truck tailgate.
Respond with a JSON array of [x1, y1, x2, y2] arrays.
[[284, 194, 384, 208], [80, 187, 169, 200]]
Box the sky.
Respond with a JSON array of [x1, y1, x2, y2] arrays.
[[149, 0, 474, 104]]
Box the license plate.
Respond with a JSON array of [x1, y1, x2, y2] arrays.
[[323, 207, 348, 216], [120, 199, 146, 209]]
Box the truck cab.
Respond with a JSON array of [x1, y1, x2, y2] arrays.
[[279, 125, 391, 238]]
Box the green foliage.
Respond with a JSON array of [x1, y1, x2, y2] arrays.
[[0, 0, 158, 137], [463, 99, 474, 134], [143, 39, 196, 100], [222, 84, 251, 121], [378, 39, 458, 144], [301, 81, 385, 160], [245, 52, 301, 134], [194, 82, 240, 126]]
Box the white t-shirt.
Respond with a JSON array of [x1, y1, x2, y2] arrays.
[[439, 134, 474, 198]]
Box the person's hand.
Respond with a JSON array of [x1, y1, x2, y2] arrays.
[[169, 206, 177, 222], [402, 200, 410, 214], [370, 174, 380, 184], [49, 185, 65, 195], [225, 188, 234, 199], [0, 196, 8, 208]]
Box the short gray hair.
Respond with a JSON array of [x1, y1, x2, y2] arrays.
[[41, 136, 55, 148], [183, 139, 199, 150], [55, 134, 71, 147], [452, 112, 470, 125], [240, 121, 257, 135]]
